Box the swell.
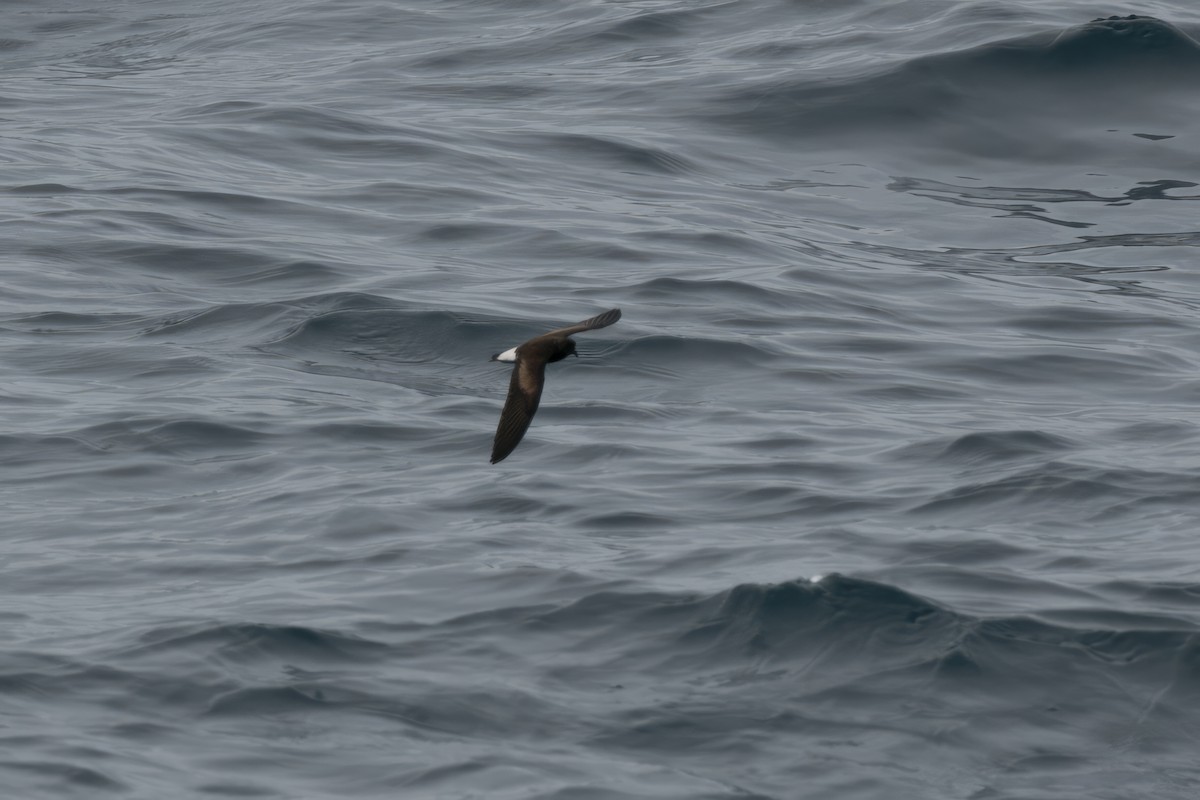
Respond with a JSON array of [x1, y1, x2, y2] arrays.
[[0, 418, 270, 465], [50, 576, 1187, 732], [527, 574, 1200, 788], [703, 14, 1200, 157]]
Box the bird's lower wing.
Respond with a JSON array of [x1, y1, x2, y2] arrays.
[[490, 361, 545, 463]]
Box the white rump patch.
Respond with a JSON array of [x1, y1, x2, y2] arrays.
[[495, 346, 518, 362]]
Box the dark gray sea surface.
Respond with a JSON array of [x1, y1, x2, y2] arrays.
[[2, 0, 1200, 797]]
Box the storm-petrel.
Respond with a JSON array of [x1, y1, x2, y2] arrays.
[[489, 308, 622, 463]]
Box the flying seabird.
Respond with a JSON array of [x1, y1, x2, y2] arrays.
[[489, 308, 622, 463]]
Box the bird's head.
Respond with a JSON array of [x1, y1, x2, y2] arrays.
[[548, 338, 577, 363]]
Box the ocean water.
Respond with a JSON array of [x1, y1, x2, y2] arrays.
[[2, 0, 1199, 797]]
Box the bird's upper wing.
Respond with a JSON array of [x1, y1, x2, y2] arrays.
[[490, 357, 546, 464], [544, 308, 621, 338]]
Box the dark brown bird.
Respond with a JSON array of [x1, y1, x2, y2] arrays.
[[489, 308, 622, 464]]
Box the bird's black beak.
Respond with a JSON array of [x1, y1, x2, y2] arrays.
[[572, 351, 579, 357]]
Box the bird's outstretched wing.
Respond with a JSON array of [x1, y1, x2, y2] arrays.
[[544, 308, 621, 339], [490, 358, 546, 464]]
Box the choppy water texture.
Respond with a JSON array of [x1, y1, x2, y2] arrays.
[[2, 1, 1200, 798]]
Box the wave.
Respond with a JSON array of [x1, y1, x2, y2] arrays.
[[121, 621, 389, 663], [612, 334, 777, 366], [517, 133, 698, 176], [0, 418, 269, 462], [6, 576, 1195, 794], [891, 429, 1077, 466], [493, 575, 1200, 695], [707, 15, 1200, 158], [909, 459, 1200, 520], [622, 276, 794, 308]]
